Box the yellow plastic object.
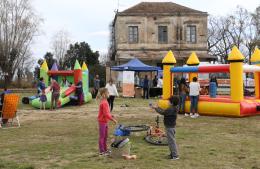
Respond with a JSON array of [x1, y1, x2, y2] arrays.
[[186, 52, 199, 82], [159, 50, 176, 108], [162, 65, 172, 100], [40, 60, 49, 86], [228, 47, 244, 101], [228, 46, 245, 61], [158, 99, 170, 110], [41, 60, 49, 71], [162, 50, 176, 64], [230, 62, 244, 101], [186, 52, 200, 65], [82, 62, 88, 71], [250, 48, 260, 63], [250, 48, 260, 98], [188, 73, 198, 83], [184, 101, 241, 117], [254, 72, 260, 99]]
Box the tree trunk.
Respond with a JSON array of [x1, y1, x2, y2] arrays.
[[4, 73, 13, 87]]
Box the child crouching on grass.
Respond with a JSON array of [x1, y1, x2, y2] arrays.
[[97, 88, 117, 156], [151, 96, 179, 160]]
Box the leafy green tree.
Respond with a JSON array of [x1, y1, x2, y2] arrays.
[[64, 42, 99, 69], [88, 65, 106, 87], [43, 52, 56, 70], [33, 52, 56, 80], [33, 65, 40, 80], [64, 41, 105, 87]]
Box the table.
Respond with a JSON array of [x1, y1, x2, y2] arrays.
[[149, 87, 162, 97], [134, 87, 143, 98]]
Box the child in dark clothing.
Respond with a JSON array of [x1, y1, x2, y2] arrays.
[[75, 80, 84, 105], [40, 89, 47, 110], [151, 96, 179, 160], [0, 88, 10, 124]]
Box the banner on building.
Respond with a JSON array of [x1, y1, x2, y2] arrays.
[[122, 71, 135, 97]]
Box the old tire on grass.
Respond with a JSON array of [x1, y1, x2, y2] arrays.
[[123, 125, 149, 132], [144, 135, 168, 146]]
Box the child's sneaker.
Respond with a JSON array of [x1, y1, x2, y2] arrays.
[[99, 152, 109, 156], [195, 113, 200, 118], [190, 113, 193, 116], [184, 113, 189, 117], [105, 150, 111, 155], [191, 114, 197, 118], [171, 156, 180, 160]]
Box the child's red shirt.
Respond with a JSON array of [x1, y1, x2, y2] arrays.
[[98, 99, 112, 123]]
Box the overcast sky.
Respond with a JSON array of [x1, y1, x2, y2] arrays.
[[31, 0, 260, 60]]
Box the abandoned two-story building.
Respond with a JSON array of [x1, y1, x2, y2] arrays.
[[109, 2, 214, 67]]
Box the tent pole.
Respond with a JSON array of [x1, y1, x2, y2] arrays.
[[110, 67, 112, 79]]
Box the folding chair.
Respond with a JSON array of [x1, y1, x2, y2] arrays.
[[0, 94, 20, 129]]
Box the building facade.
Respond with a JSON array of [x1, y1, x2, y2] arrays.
[[110, 2, 214, 67]]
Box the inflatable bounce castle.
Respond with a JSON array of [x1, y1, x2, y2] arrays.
[[26, 60, 92, 109], [158, 46, 260, 117]]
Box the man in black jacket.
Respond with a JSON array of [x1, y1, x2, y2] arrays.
[[152, 96, 179, 160]]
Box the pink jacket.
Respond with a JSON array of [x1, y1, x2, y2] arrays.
[[98, 99, 112, 123]]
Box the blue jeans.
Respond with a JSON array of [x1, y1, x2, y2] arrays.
[[179, 93, 186, 113], [190, 95, 199, 113], [143, 87, 149, 99]]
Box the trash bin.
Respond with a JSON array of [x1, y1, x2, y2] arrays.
[[110, 138, 131, 158]]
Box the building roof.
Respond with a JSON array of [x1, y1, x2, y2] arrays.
[[119, 2, 207, 15]]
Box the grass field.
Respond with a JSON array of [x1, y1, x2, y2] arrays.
[[0, 96, 260, 169]]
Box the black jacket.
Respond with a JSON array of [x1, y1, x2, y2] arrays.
[[155, 106, 178, 128]]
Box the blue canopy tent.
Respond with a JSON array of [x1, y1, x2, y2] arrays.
[[111, 58, 161, 97], [111, 58, 161, 72]]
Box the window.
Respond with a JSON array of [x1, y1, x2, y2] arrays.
[[186, 25, 196, 43], [128, 26, 138, 43], [158, 26, 168, 43]]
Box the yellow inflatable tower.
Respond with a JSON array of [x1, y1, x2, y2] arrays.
[[158, 50, 176, 109], [40, 60, 49, 87], [187, 52, 200, 82], [228, 46, 245, 102], [250, 48, 260, 99]]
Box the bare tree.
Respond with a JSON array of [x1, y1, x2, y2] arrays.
[[252, 6, 260, 48], [226, 7, 249, 49], [17, 51, 34, 86], [0, 0, 42, 85], [255, 6, 260, 34], [243, 15, 258, 63], [208, 6, 257, 64], [208, 16, 233, 63], [99, 53, 109, 66], [108, 21, 115, 64], [52, 30, 71, 69]]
